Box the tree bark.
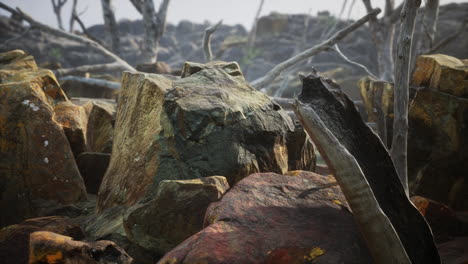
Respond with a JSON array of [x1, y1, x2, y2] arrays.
[[294, 72, 440, 264], [101, 0, 120, 54], [251, 8, 381, 90], [51, 0, 68, 30], [391, 0, 421, 195]]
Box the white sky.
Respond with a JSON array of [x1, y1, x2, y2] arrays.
[[1, 0, 467, 30]]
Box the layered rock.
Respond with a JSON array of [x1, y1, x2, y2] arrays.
[[158, 171, 372, 264], [124, 176, 229, 256], [0, 216, 84, 264], [0, 50, 86, 227], [83, 100, 116, 153], [98, 61, 315, 210]]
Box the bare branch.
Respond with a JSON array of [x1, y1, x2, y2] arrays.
[[54, 62, 129, 77], [51, 0, 68, 30], [347, 0, 357, 20], [246, 0, 265, 52], [3, 28, 30, 45], [251, 8, 381, 90], [129, 0, 143, 14], [73, 14, 106, 47], [59, 76, 120, 90], [203, 20, 222, 62], [384, 0, 395, 16], [424, 19, 467, 54], [69, 0, 78, 32], [391, 0, 422, 195], [0, 3, 135, 73], [101, 0, 120, 54], [333, 44, 378, 79]]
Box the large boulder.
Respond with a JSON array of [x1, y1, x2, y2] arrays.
[[124, 176, 229, 256], [0, 50, 87, 227], [98, 61, 315, 210], [158, 171, 372, 264], [83, 100, 116, 153], [0, 216, 84, 264]]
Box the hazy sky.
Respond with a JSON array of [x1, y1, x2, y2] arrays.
[[1, 0, 466, 30]]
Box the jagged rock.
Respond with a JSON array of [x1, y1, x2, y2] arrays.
[[83, 100, 116, 153], [98, 61, 314, 211], [411, 196, 468, 243], [77, 152, 111, 194], [124, 176, 229, 256], [158, 171, 372, 264], [54, 100, 89, 157], [0, 216, 84, 264], [412, 54, 468, 98], [29, 231, 132, 264], [0, 50, 86, 227]]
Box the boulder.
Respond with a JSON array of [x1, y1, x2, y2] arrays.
[[98, 61, 314, 210], [54, 100, 89, 157], [0, 50, 87, 227], [136, 61, 172, 74], [158, 171, 372, 264], [82, 100, 116, 153], [77, 152, 111, 194], [124, 176, 229, 255], [412, 54, 468, 98], [29, 231, 132, 264], [0, 216, 84, 264]]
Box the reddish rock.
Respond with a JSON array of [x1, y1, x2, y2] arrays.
[[54, 100, 89, 157], [29, 231, 132, 264], [0, 216, 84, 264], [411, 196, 468, 242], [158, 171, 372, 264], [437, 237, 468, 264]]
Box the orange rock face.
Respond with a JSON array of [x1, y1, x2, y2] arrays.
[[0, 50, 86, 227]]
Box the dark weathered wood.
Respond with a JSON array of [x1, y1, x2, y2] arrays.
[[391, 0, 421, 194], [295, 72, 440, 264]]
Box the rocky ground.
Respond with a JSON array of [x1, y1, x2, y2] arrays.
[[0, 3, 468, 264]]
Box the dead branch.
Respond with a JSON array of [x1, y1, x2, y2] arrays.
[[294, 72, 440, 264], [54, 62, 129, 77], [3, 28, 30, 45], [251, 8, 381, 90], [214, 38, 247, 59], [321, 0, 348, 40], [332, 44, 378, 79], [203, 20, 222, 62], [391, 0, 421, 195], [347, 0, 357, 20], [101, 0, 120, 54], [51, 0, 68, 30], [0, 3, 135, 73], [246, 0, 265, 52], [69, 0, 78, 32], [73, 14, 106, 47], [59, 76, 121, 90], [424, 19, 467, 54]]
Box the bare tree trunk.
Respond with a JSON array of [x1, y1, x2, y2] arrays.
[[51, 0, 68, 30], [391, 0, 421, 195], [101, 0, 120, 54], [246, 0, 265, 52], [417, 0, 439, 53], [69, 0, 78, 32]]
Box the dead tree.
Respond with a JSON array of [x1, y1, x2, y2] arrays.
[[390, 0, 421, 195], [0, 3, 135, 75], [101, 0, 120, 54], [203, 20, 222, 62], [51, 0, 68, 30], [362, 0, 402, 81], [251, 8, 381, 90], [416, 0, 439, 54], [69, 0, 78, 32], [130, 0, 170, 63], [294, 72, 440, 264]]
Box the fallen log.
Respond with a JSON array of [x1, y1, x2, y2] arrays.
[[294, 71, 440, 264]]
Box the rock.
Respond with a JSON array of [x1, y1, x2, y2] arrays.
[[77, 152, 111, 195], [60, 78, 118, 99], [411, 196, 468, 243], [0, 216, 84, 264], [53, 100, 89, 157], [158, 171, 372, 264], [136, 61, 172, 74], [437, 237, 468, 264], [29, 231, 132, 264], [98, 61, 313, 211], [124, 176, 229, 255], [0, 50, 86, 227], [83, 100, 116, 153], [412, 54, 468, 98]]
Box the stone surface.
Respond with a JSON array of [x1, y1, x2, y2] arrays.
[[124, 176, 229, 255], [0, 50, 87, 227], [158, 171, 372, 264], [437, 237, 468, 264], [60, 78, 118, 99], [0, 216, 84, 264], [29, 231, 132, 264], [411, 196, 468, 243], [412, 54, 468, 98], [54, 100, 89, 157], [136, 61, 173, 74], [77, 152, 111, 194], [83, 100, 116, 153], [98, 61, 313, 211]]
